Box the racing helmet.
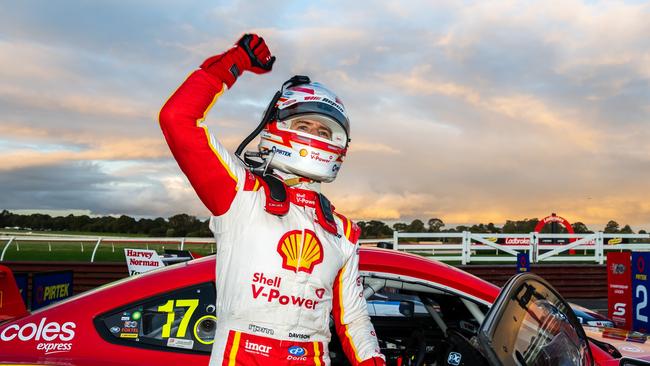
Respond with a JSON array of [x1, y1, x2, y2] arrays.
[[258, 80, 350, 182]]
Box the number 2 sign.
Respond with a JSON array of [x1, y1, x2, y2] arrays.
[[632, 252, 650, 333]]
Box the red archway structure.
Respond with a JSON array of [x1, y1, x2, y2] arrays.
[[534, 213, 576, 254], [534, 213, 575, 236]]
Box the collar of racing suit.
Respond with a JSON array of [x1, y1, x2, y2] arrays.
[[273, 170, 339, 236]]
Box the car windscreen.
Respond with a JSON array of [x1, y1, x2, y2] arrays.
[[481, 275, 593, 366]]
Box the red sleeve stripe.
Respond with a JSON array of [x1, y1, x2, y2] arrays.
[[333, 265, 362, 363]]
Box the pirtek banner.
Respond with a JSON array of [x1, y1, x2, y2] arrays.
[[124, 248, 164, 276], [632, 252, 650, 333], [607, 252, 632, 330], [31, 270, 73, 311]]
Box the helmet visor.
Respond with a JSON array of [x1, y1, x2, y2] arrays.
[[277, 100, 350, 137], [277, 114, 348, 149]]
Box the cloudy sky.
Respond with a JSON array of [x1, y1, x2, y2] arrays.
[[1, 0, 649, 230]]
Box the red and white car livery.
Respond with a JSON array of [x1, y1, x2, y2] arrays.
[[0, 248, 648, 366]]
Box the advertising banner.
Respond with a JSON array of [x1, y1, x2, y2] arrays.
[[632, 252, 650, 333], [31, 270, 73, 311], [607, 252, 632, 329], [516, 252, 530, 273], [124, 248, 165, 276], [14, 273, 28, 308]]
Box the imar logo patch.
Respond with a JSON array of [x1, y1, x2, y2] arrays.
[[277, 230, 323, 274]]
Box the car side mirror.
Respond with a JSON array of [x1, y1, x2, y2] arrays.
[[620, 358, 650, 366], [399, 300, 415, 317]]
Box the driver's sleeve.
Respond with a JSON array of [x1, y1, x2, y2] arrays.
[[332, 223, 386, 366], [158, 69, 246, 216]]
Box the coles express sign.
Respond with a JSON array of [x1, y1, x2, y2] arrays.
[[0, 317, 76, 355]]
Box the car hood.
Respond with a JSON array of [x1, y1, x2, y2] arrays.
[[584, 326, 650, 359]]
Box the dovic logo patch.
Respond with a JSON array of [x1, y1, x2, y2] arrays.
[[277, 230, 323, 274]]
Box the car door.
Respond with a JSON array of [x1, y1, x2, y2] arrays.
[[476, 273, 594, 366]]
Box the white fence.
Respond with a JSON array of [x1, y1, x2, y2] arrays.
[[0, 235, 213, 262], [2, 231, 650, 264], [362, 231, 650, 264]]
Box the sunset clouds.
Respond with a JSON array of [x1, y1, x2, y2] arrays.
[[1, 1, 649, 229]]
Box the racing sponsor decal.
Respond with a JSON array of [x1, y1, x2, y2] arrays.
[[32, 271, 73, 310], [504, 237, 531, 245], [288, 332, 310, 340], [608, 252, 633, 329], [287, 345, 308, 361], [244, 339, 272, 357], [299, 149, 308, 157], [608, 237, 623, 245], [167, 337, 194, 350], [40, 284, 70, 301], [0, 318, 76, 355], [251, 272, 320, 310], [277, 230, 323, 274], [321, 97, 345, 114], [294, 192, 316, 207], [271, 146, 291, 157], [310, 151, 333, 163], [621, 345, 642, 353], [248, 323, 274, 336], [314, 288, 325, 299], [447, 352, 462, 365], [124, 248, 164, 276]]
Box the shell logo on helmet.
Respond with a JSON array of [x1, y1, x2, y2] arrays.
[[276, 230, 323, 274]]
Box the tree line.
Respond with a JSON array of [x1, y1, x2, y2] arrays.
[[1, 210, 645, 239], [0, 210, 212, 237], [357, 217, 646, 238]]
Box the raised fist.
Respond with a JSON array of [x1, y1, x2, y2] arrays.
[[236, 34, 275, 74], [201, 33, 275, 88]]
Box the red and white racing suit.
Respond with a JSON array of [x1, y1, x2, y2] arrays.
[[159, 69, 385, 365]]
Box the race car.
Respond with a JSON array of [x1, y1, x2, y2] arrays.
[[0, 247, 648, 366]]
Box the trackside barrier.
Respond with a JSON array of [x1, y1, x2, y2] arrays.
[[367, 232, 650, 265], [1, 232, 649, 264], [0, 235, 214, 262]]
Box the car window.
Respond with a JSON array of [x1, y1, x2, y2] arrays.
[[478, 274, 593, 366], [94, 282, 216, 353]]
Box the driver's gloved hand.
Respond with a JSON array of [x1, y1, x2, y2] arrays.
[[201, 33, 275, 88]]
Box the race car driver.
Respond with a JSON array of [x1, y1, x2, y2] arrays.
[[158, 34, 385, 366]]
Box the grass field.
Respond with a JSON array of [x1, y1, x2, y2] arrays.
[[0, 238, 216, 262]]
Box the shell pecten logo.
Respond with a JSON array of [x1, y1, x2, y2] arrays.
[[277, 230, 323, 274]]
